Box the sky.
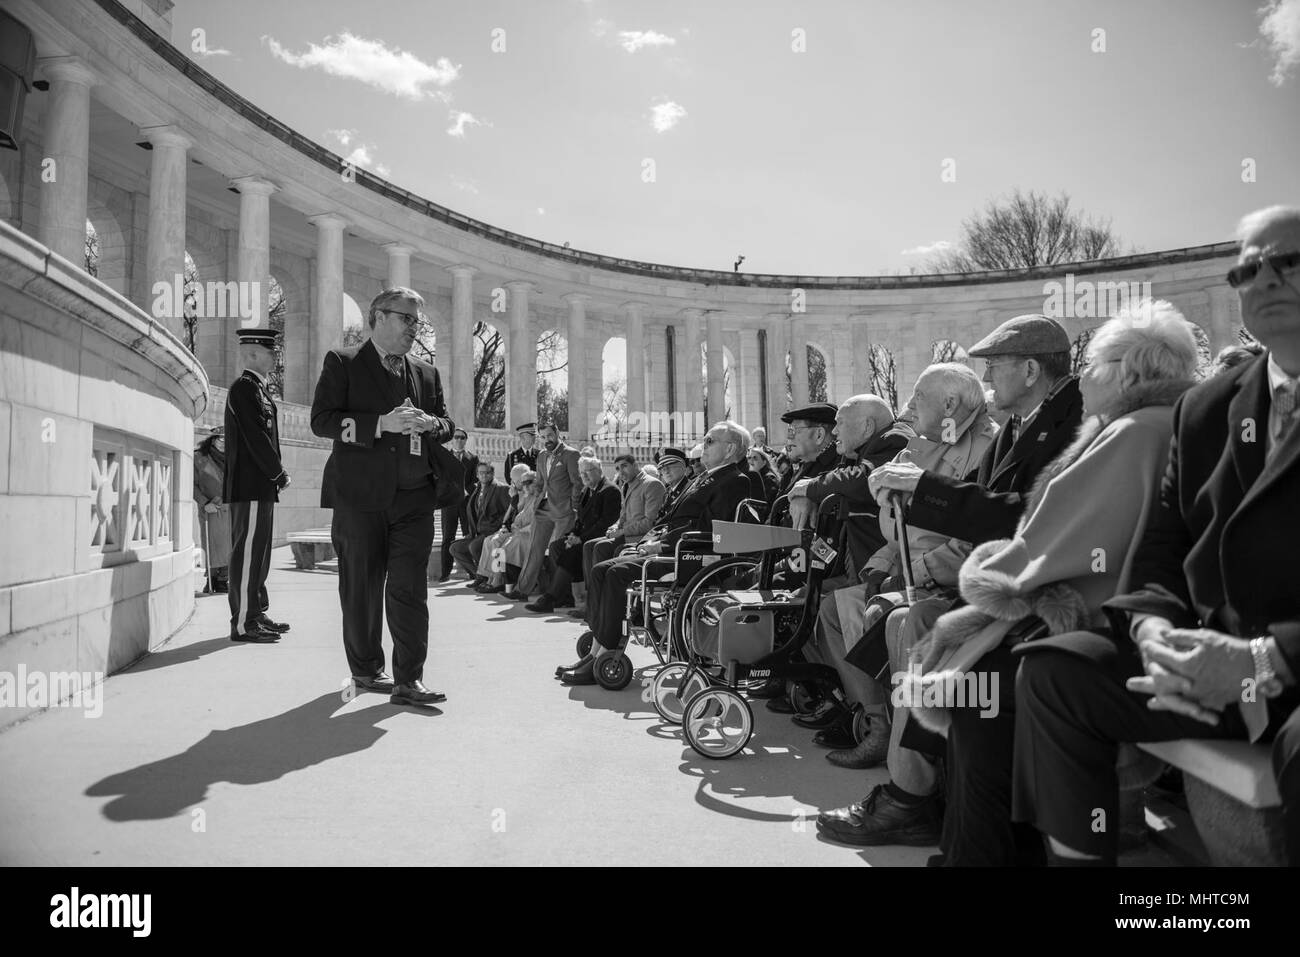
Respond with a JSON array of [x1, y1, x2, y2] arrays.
[[168, 0, 1300, 276]]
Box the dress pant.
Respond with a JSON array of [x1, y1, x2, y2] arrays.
[[582, 536, 623, 584], [1011, 630, 1276, 864], [804, 587, 888, 709], [883, 600, 949, 796], [517, 503, 574, 595], [439, 501, 471, 575], [449, 532, 492, 578], [228, 500, 274, 634], [588, 553, 670, 650], [331, 485, 438, 686]]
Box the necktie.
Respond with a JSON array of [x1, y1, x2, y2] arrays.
[[383, 354, 403, 379], [1273, 380, 1298, 443]]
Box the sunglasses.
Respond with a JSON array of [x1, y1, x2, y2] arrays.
[[1227, 250, 1300, 289]]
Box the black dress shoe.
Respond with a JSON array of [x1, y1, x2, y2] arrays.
[[436, 572, 451, 583], [765, 696, 797, 714], [816, 785, 940, 847], [555, 654, 594, 678], [559, 660, 597, 686], [502, 589, 528, 601], [352, 672, 395, 693], [391, 681, 447, 707], [230, 625, 280, 643], [255, 614, 290, 633], [526, 595, 557, 614], [792, 700, 846, 729], [479, 583, 504, 594], [466, 577, 486, 589]]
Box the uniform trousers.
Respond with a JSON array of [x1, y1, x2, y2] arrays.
[[228, 500, 274, 634]]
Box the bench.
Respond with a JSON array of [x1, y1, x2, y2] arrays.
[[1139, 740, 1285, 866], [286, 529, 335, 569]]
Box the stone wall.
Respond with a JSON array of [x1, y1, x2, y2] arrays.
[[0, 221, 207, 729]]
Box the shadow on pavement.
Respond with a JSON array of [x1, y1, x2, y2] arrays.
[[115, 635, 239, 675], [84, 692, 437, 821]]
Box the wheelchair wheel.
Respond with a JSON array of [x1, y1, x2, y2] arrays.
[[682, 687, 753, 759], [670, 557, 761, 661], [594, 650, 634, 691], [788, 680, 820, 716], [652, 663, 709, 724], [852, 707, 871, 745], [575, 631, 594, 658]]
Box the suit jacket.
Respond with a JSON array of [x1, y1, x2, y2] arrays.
[[907, 377, 1084, 544], [614, 471, 666, 539], [309, 339, 455, 511], [223, 370, 285, 503], [576, 480, 623, 542], [1105, 356, 1300, 710], [644, 460, 753, 551], [536, 443, 582, 515], [467, 480, 510, 536], [446, 448, 480, 495]]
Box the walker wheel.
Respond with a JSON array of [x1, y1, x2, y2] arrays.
[[652, 663, 709, 724], [682, 687, 754, 759], [788, 681, 820, 716], [852, 707, 871, 745], [594, 650, 634, 691]]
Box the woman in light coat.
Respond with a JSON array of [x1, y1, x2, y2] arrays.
[[193, 429, 232, 593], [477, 467, 541, 594]]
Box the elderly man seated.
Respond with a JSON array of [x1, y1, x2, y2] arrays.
[[1012, 205, 1300, 866], [557, 422, 754, 686], [526, 456, 621, 614], [449, 461, 511, 586], [795, 366, 998, 767]]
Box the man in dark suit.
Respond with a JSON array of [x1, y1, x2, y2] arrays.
[[449, 461, 511, 585], [435, 429, 479, 583], [510, 423, 582, 600], [818, 314, 1084, 851], [526, 456, 622, 613], [559, 422, 754, 685], [310, 287, 455, 708], [224, 327, 292, 643], [1012, 205, 1300, 866]]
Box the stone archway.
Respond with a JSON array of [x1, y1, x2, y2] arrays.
[[84, 197, 129, 297]]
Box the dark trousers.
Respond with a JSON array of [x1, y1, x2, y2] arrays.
[[587, 554, 647, 649], [449, 532, 491, 579], [331, 486, 437, 685], [439, 502, 471, 575], [1011, 630, 1290, 864], [940, 642, 1045, 866], [228, 500, 273, 633], [582, 536, 622, 584]]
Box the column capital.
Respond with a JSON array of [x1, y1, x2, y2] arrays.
[[561, 291, 592, 306], [140, 124, 193, 150], [307, 212, 348, 231], [231, 176, 279, 197], [38, 56, 97, 87], [763, 311, 791, 322], [447, 263, 479, 279], [382, 241, 415, 256], [621, 300, 649, 315], [504, 279, 535, 292]]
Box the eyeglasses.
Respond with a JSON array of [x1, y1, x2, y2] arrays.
[[1227, 249, 1300, 289], [984, 358, 1025, 371], [379, 308, 423, 329]]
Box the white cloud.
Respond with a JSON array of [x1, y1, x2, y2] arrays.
[[900, 240, 954, 257], [263, 32, 458, 100], [195, 47, 232, 58], [591, 18, 614, 38], [327, 128, 354, 147], [618, 30, 676, 53], [325, 129, 390, 177], [447, 110, 487, 138], [651, 100, 687, 132], [1259, 0, 1300, 85], [450, 175, 479, 195]]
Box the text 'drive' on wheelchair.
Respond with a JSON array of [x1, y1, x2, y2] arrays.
[[655, 494, 848, 759]]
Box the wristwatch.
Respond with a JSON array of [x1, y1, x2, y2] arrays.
[[1251, 636, 1284, 699]]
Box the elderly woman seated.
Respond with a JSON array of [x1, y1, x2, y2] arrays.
[[475, 466, 543, 595], [525, 456, 621, 614], [817, 299, 1201, 860]]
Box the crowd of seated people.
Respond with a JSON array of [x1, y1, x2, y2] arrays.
[[441, 203, 1300, 866]]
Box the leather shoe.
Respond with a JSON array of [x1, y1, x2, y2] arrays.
[[230, 625, 280, 643], [765, 696, 797, 714], [391, 681, 447, 707], [352, 672, 395, 693], [502, 589, 528, 601], [255, 614, 290, 633], [559, 660, 597, 686], [813, 723, 857, 749], [479, 583, 504, 594], [791, 700, 846, 729], [555, 653, 594, 678], [816, 785, 940, 847], [826, 717, 889, 768], [567, 607, 587, 619], [466, 577, 486, 589], [525, 595, 557, 614], [436, 571, 451, 583]]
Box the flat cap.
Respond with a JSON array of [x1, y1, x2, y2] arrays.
[[968, 314, 1070, 358], [781, 402, 838, 426], [236, 327, 278, 347]]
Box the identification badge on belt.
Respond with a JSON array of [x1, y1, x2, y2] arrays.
[[811, 536, 838, 565], [409, 432, 422, 455]]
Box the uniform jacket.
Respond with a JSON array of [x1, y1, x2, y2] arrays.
[[657, 475, 692, 519], [612, 470, 666, 539], [504, 446, 539, 477], [467, 480, 511, 536], [644, 460, 753, 551], [223, 370, 285, 503], [536, 442, 583, 515], [309, 339, 455, 511], [907, 377, 1083, 544]]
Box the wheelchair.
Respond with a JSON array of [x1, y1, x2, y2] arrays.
[[650, 494, 850, 759]]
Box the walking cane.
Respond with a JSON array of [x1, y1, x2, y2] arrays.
[[891, 491, 918, 607]]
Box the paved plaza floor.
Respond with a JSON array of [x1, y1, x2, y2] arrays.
[[0, 546, 933, 866]]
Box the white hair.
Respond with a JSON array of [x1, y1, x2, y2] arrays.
[[509, 463, 531, 484], [578, 455, 603, 476], [711, 420, 752, 461], [1235, 205, 1300, 243], [641, 463, 660, 480], [921, 363, 985, 417], [1087, 298, 1197, 386]]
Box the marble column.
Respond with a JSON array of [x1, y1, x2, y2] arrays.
[[789, 316, 810, 407], [1206, 285, 1237, 357], [37, 57, 97, 265], [679, 308, 704, 439], [563, 293, 590, 440], [141, 125, 193, 343], [705, 312, 726, 422], [308, 213, 347, 398], [763, 313, 788, 437], [382, 242, 413, 290], [230, 177, 277, 381], [448, 265, 477, 430], [506, 281, 535, 429], [624, 302, 647, 437]]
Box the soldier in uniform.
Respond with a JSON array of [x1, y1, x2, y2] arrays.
[[224, 327, 291, 643], [504, 422, 539, 475]]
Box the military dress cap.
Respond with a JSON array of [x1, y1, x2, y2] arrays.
[[781, 402, 838, 426], [968, 314, 1070, 358], [515, 422, 536, 434], [236, 327, 278, 348], [656, 447, 686, 468], [452, 428, 468, 439]]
